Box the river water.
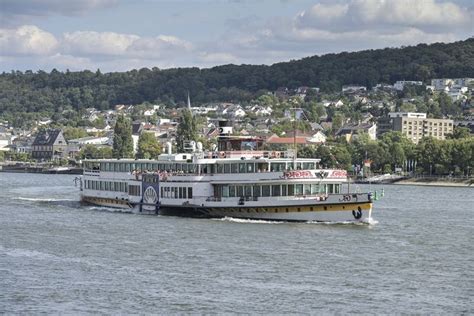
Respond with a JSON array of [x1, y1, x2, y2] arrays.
[[0, 173, 472, 314]]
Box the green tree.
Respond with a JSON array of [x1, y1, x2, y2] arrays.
[[331, 113, 344, 132], [449, 127, 471, 139], [80, 144, 113, 159], [112, 115, 133, 158], [176, 109, 197, 152], [136, 132, 162, 159], [63, 127, 88, 141]]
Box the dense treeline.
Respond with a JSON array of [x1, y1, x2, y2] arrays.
[[1, 38, 473, 120], [298, 131, 473, 176]]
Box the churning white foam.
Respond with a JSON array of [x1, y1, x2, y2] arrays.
[[362, 217, 379, 225], [86, 206, 134, 214], [16, 197, 75, 202], [214, 217, 284, 224]]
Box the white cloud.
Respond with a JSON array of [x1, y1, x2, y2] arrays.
[[63, 31, 139, 56], [198, 52, 238, 64], [297, 0, 472, 32], [128, 35, 193, 58], [61, 31, 193, 59], [0, 25, 58, 56], [299, 3, 349, 24]]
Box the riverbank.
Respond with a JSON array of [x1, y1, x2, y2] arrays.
[[393, 177, 473, 187], [0, 163, 82, 174]]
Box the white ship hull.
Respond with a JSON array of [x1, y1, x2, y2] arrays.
[[81, 194, 373, 223]]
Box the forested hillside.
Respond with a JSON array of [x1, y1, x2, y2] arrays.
[[1, 38, 473, 117]]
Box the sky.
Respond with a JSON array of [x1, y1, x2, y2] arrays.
[[0, 0, 473, 72]]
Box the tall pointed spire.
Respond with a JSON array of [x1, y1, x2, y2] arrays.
[[187, 91, 191, 110]]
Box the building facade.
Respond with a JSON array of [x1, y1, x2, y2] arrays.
[[31, 129, 67, 160], [389, 112, 453, 143]]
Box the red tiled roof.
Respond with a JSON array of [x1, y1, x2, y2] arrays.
[[266, 135, 308, 144]]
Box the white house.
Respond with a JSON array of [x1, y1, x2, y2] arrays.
[[250, 105, 273, 116], [143, 109, 156, 116], [394, 81, 423, 91], [222, 104, 246, 118], [306, 131, 327, 144], [342, 85, 367, 93]]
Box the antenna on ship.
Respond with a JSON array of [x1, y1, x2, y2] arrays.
[[289, 105, 298, 169]]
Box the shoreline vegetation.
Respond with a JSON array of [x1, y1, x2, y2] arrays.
[[393, 177, 473, 187]]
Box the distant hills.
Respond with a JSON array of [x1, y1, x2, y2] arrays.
[[1, 38, 473, 115]]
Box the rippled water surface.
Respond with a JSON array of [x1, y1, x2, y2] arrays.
[[0, 173, 473, 314]]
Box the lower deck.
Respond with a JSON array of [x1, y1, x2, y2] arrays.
[[81, 194, 373, 222]]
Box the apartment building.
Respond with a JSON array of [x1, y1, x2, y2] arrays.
[[389, 112, 453, 143]]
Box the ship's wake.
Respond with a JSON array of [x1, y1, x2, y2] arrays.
[[213, 217, 284, 224], [214, 216, 378, 226], [15, 196, 81, 208], [85, 206, 135, 214]]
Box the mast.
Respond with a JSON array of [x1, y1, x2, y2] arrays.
[[293, 107, 297, 169]]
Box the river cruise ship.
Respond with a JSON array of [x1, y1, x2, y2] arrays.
[[79, 127, 375, 222]]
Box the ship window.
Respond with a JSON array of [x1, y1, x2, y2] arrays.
[[281, 185, 287, 196], [288, 184, 294, 196], [296, 163, 302, 170], [229, 186, 236, 197], [335, 184, 341, 194], [222, 186, 229, 198], [105, 182, 109, 191], [237, 186, 244, 197], [257, 162, 268, 172], [321, 184, 327, 193], [179, 187, 183, 199], [239, 163, 246, 173], [262, 185, 270, 197], [161, 187, 164, 198], [304, 184, 311, 195], [217, 164, 223, 173], [246, 163, 255, 173], [303, 162, 315, 170], [100, 181, 105, 191], [188, 187, 192, 199], [245, 185, 252, 197], [272, 185, 280, 196], [311, 184, 319, 194], [271, 163, 285, 172], [183, 187, 187, 199], [224, 164, 230, 173], [327, 184, 334, 193], [295, 184, 303, 195], [253, 185, 261, 197]]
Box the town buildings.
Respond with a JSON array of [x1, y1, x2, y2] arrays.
[[31, 129, 67, 160], [388, 112, 454, 143]]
